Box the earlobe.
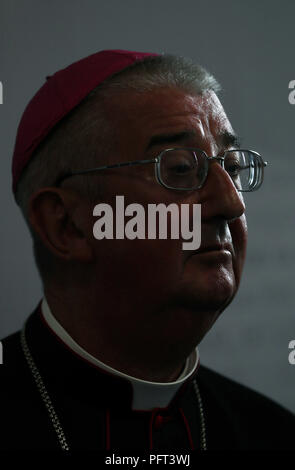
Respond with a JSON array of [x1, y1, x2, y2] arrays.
[[28, 188, 94, 263]]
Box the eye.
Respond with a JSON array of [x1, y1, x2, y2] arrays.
[[165, 151, 196, 176], [226, 162, 242, 177], [169, 162, 194, 175], [224, 153, 244, 178]]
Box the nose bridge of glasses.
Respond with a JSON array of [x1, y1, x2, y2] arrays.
[[207, 155, 226, 168], [205, 154, 241, 192]]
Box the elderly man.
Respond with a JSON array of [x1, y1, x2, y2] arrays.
[[1, 49, 294, 451]]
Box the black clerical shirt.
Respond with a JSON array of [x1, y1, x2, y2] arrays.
[[0, 305, 294, 451]]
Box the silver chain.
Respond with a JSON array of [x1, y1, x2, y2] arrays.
[[192, 378, 207, 450], [20, 321, 207, 451], [20, 322, 70, 451]]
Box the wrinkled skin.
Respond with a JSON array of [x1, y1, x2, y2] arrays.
[[31, 87, 247, 381]]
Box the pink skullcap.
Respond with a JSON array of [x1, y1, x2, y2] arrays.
[[12, 49, 159, 193]]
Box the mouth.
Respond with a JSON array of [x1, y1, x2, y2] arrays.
[[196, 243, 232, 254], [189, 242, 234, 261]]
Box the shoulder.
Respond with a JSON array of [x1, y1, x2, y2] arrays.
[[196, 364, 294, 449], [0, 329, 27, 373], [0, 328, 60, 449], [197, 364, 294, 416], [0, 305, 42, 379], [0, 329, 33, 397]]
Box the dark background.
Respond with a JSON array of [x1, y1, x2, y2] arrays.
[[0, 0, 294, 412]]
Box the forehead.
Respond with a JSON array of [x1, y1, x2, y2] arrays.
[[102, 87, 234, 154]]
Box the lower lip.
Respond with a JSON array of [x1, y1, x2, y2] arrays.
[[195, 249, 232, 258]]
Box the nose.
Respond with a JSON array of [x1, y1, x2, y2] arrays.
[[198, 160, 246, 221]]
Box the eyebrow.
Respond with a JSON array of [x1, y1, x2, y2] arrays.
[[220, 131, 241, 149], [146, 130, 241, 151]]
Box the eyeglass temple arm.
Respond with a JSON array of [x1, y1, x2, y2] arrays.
[[56, 158, 157, 186]]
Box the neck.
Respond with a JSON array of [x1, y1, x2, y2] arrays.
[[43, 286, 200, 382]]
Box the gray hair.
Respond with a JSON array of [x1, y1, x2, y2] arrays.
[[15, 53, 221, 280]]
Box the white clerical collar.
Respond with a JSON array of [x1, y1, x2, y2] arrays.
[[41, 298, 200, 411]]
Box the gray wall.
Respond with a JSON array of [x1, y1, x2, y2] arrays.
[[1, 0, 294, 412]]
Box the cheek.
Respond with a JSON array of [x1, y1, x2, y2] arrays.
[[93, 238, 182, 286], [229, 214, 248, 280], [129, 239, 183, 282]]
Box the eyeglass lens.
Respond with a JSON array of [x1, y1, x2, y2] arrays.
[[159, 149, 263, 191]]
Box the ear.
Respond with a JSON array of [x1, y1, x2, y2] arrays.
[[28, 187, 94, 263]]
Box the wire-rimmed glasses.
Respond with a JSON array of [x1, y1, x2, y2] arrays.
[[56, 148, 267, 192]]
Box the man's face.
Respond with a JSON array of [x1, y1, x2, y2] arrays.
[[85, 87, 247, 349]]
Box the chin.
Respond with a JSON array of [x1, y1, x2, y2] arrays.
[[180, 258, 237, 310], [175, 270, 237, 314], [184, 287, 234, 313]]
